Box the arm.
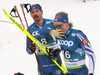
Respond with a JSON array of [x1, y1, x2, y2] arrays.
[[26, 37, 36, 54], [38, 28, 65, 41], [26, 36, 31, 54], [38, 27, 52, 37], [76, 31, 96, 74], [38, 20, 54, 37]]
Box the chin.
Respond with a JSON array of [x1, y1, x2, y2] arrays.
[[35, 19, 40, 22]]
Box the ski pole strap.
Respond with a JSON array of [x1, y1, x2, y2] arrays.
[[22, 4, 31, 13], [10, 6, 18, 18]]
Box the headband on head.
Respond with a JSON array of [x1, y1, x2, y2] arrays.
[[30, 4, 42, 12], [54, 14, 69, 23]]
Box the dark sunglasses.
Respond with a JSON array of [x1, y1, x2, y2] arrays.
[[53, 23, 64, 29]]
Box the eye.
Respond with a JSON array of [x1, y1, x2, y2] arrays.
[[36, 10, 39, 13], [31, 11, 34, 14]]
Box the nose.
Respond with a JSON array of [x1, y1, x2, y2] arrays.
[[34, 12, 37, 15]]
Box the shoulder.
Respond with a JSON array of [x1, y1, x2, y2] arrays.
[[75, 30, 88, 45], [29, 23, 36, 29], [43, 19, 54, 29], [76, 30, 87, 39], [71, 28, 86, 37], [45, 18, 52, 21], [44, 18, 54, 24]]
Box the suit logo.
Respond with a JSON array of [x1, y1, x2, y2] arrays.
[[32, 31, 39, 36], [59, 39, 73, 47]]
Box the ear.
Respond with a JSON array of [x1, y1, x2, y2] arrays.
[[66, 23, 69, 27], [42, 11, 43, 15]]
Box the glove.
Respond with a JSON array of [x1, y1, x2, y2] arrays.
[[89, 73, 93, 75], [47, 48, 61, 59], [29, 44, 36, 53], [49, 29, 65, 41]]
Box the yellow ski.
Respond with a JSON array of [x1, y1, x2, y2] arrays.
[[3, 9, 68, 74]]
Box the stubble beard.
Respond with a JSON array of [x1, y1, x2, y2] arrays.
[[35, 18, 41, 22]]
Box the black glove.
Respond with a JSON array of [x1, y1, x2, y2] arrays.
[[47, 48, 61, 59], [29, 44, 36, 53]]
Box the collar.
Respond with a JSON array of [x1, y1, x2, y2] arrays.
[[65, 27, 73, 38], [34, 19, 46, 28]]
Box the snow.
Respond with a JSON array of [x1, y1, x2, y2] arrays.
[[0, 0, 100, 75]]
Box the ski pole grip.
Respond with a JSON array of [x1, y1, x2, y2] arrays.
[[14, 6, 19, 16], [20, 4, 24, 13]]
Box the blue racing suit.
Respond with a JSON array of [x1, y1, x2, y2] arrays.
[[26, 19, 62, 75], [39, 27, 96, 75]]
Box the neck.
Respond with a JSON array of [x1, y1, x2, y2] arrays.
[[35, 18, 43, 27]]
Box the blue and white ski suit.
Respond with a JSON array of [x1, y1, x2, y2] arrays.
[[26, 19, 62, 75], [39, 27, 96, 75]]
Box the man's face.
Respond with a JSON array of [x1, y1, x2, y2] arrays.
[[30, 9, 43, 22], [54, 22, 69, 34]]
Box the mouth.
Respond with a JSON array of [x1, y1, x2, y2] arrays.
[[34, 15, 39, 19]]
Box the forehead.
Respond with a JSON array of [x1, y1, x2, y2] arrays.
[[54, 22, 63, 25], [31, 9, 41, 12]]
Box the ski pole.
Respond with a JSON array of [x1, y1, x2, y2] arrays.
[[20, 4, 45, 75], [14, 5, 31, 43], [20, 4, 30, 33], [14, 6, 25, 28]]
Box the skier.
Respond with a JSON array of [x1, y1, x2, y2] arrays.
[[26, 4, 64, 75], [38, 12, 96, 75]]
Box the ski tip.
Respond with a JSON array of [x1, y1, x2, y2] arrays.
[[3, 9, 6, 14], [3, 9, 5, 12], [3, 9, 7, 16]]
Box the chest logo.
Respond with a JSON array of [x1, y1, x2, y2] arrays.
[[41, 38, 47, 44], [32, 31, 39, 36], [59, 39, 73, 47]]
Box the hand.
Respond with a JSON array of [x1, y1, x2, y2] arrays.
[[49, 29, 65, 41], [29, 44, 36, 53], [89, 73, 93, 75], [47, 48, 61, 59]]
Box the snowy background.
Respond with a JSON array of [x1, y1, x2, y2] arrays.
[[0, 0, 100, 75]]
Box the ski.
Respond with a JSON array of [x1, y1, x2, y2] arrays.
[[3, 9, 68, 74]]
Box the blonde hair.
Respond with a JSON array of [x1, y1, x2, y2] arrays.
[[56, 12, 73, 27]]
